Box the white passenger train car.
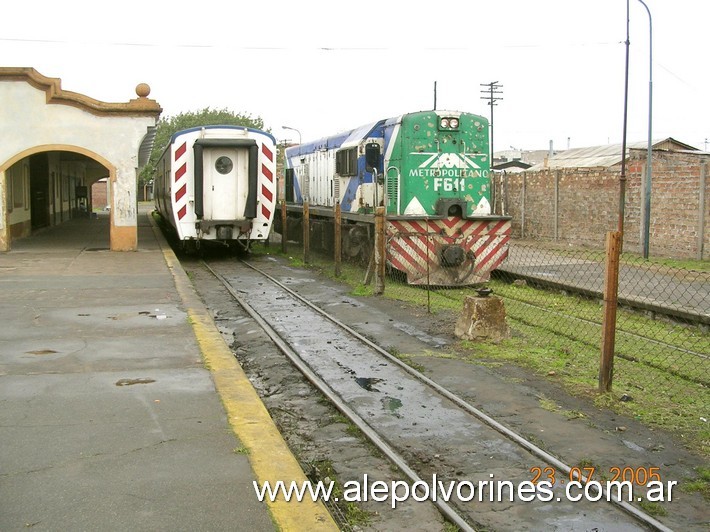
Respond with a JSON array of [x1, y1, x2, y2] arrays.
[[154, 125, 277, 250]]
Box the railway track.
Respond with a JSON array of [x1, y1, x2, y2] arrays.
[[197, 255, 673, 532]]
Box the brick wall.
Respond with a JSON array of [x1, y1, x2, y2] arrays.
[[494, 150, 710, 259], [91, 180, 108, 210]]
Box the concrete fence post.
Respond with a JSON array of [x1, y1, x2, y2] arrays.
[[640, 162, 648, 256], [698, 161, 707, 260]]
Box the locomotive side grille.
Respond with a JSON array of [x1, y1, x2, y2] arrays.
[[386, 174, 398, 211], [302, 164, 310, 201], [333, 176, 340, 202]]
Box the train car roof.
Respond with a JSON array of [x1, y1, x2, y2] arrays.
[[286, 119, 385, 158], [168, 125, 276, 144]]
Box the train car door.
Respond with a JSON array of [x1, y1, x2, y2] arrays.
[[201, 146, 249, 221]]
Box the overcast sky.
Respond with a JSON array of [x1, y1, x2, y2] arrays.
[[4, 0, 708, 153]]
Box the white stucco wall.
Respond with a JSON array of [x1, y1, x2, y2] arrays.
[[0, 81, 157, 229]]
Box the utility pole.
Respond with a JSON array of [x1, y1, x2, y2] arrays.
[[638, 0, 653, 260], [480, 82, 503, 169]]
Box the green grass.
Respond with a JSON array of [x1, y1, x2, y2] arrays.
[[681, 466, 710, 500], [464, 316, 709, 456], [307, 459, 373, 529], [620, 251, 709, 272], [638, 500, 668, 517], [490, 280, 710, 386]]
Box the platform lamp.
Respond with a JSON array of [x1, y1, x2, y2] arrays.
[[282, 125, 302, 145]]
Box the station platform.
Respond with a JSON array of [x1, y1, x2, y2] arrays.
[[0, 205, 336, 531]]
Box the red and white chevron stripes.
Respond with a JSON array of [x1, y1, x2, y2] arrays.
[[252, 141, 275, 238], [173, 141, 189, 221], [387, 218, 511, 285]]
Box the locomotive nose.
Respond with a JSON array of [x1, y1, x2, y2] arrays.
[[440, 245, 466, 267]]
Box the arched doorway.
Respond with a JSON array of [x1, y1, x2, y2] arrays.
[[3, 146, 112, 244]]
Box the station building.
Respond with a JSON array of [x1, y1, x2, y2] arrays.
[[0, 67, 162, 251]]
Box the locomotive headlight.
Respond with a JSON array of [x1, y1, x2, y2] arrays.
[[439, 117, 459, 130]]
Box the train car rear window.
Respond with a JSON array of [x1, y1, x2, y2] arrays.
[[336, 147, 358, 176], [215, 156, 233, 174]]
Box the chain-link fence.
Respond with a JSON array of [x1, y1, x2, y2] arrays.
[[493, 239, 709, 385], [272, 203, 709, 451], [395, 234, 708, 451]]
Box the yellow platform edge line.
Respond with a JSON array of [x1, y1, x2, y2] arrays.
[[149, 213, 339, 532]]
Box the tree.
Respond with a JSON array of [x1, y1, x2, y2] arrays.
[[139, 107, 268, 187]]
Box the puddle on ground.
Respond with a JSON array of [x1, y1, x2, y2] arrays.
[[381, 396, 403, 417], [25, 349, 58, 355], [622, 439, 645, 452], [107, 311, 167, 320], [115, 378, 156, 386], [355, 377, 383, 392]]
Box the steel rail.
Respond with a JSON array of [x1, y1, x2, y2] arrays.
[[202, 260, 475, 532], [207, 258, 672, 532]]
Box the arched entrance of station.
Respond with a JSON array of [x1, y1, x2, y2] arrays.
[[3, 145, 114, 247]]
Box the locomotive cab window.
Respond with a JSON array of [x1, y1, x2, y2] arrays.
[[336, 147, 357, 176]]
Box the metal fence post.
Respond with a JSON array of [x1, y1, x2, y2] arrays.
[[334, 202, 341, 277], [554, 170, 560, 241], [374, 206, 386, 295], [599, 230, 622, 392], [521, 172, 526, 238], [303, 201, 310, 264]]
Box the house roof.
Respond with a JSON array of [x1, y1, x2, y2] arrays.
[[492, 160, 532, 171], [528, 138, 700, 170]]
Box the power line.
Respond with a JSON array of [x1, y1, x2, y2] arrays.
[[0, 37, 621, 51]]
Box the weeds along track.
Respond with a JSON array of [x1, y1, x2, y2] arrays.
[[201, 256, 669, 532]]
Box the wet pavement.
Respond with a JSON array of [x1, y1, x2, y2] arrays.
[[0, 207, 333, 531]]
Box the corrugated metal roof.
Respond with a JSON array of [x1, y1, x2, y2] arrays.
[[528, 138, 699, 170], [138, 126, 157, 168]]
